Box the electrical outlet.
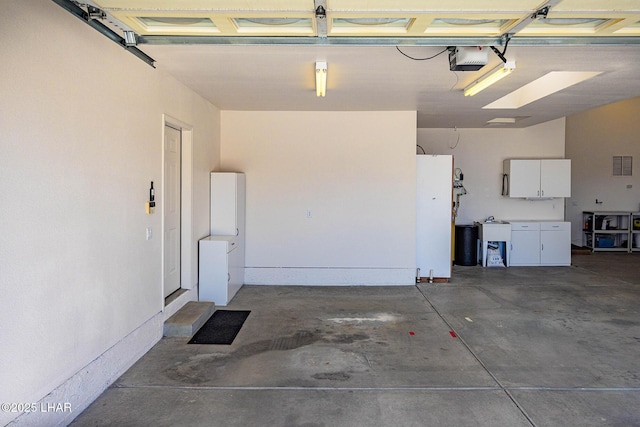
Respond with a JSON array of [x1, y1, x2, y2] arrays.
[[307, 210, 312, 218], [146, 227, 153, 240]]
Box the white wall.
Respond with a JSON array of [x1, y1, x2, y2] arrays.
[[565, 96, 640, 245], [418, 119, 567, 225], [221, 111, 416, 285], [0, 2, 220, 425]]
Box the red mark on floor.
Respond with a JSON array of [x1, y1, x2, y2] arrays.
[[409, 331, 415, 336], [449, 331, 457, 338]]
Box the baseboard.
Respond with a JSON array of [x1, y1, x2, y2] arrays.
[[8, 314, 163, 427], [244, 267, 415, 285]]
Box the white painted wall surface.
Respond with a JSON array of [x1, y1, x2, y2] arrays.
[[0, 2, 220, 425], [565, 96, 640, 245], [417, 119, 567, 225], [221, 111, 417, 285]]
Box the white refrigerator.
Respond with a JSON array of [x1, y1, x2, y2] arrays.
[[416, 155, 453, 279]]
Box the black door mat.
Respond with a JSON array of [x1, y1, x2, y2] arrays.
[[188, 310, 251, 345]]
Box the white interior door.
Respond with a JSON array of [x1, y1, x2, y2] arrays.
[[164, 125, 181, 297]]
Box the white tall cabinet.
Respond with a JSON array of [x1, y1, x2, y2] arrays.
[[416, 155, 453, 279], [199, 172, 245, 305]]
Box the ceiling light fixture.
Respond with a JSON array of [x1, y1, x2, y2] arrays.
[[315, 61, 327, 97], [464, 61, 515, 96]]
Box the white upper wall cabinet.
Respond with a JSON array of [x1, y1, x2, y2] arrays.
[[503, 159, 571, 198], [210, 172, 245, 236], [540, 160, 571, 198]]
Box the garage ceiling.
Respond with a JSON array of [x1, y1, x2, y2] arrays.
[[62, 0, 640, 127]]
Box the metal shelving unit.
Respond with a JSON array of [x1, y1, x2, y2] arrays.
[[632, 212, 640, 252], [583, 211, 632, 252]]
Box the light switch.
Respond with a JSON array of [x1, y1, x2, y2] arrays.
[[146, 227, 153, 240]]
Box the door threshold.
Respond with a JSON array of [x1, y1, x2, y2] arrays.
[[165, 288, 188, 307]]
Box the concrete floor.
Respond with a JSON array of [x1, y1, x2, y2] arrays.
[[71, 253, 640, 426]]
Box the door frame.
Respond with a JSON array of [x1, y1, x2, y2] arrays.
[[161, 114, 195, 306]]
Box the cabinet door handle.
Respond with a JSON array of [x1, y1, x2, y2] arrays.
[[541, 190, 544, 196], [541, 243, 544, 251]]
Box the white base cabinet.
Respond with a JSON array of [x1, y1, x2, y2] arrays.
[[199, 236, 244, 306], [540, 223, 571, 265], [509, 221, 570, 266], [510, 222, 541, 266]]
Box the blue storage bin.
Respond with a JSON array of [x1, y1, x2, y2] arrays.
[[596, 237, 615, 248]]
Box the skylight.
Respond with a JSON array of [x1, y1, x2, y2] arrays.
[[483, 71, 602, 109]]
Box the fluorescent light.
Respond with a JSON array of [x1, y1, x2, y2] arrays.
[[464, 61, 516, 96], [483, 71, 602, 109], [315, 61, 327, 97]]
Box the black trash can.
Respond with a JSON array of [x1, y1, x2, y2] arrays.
[[455, 224, 478, 266]]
